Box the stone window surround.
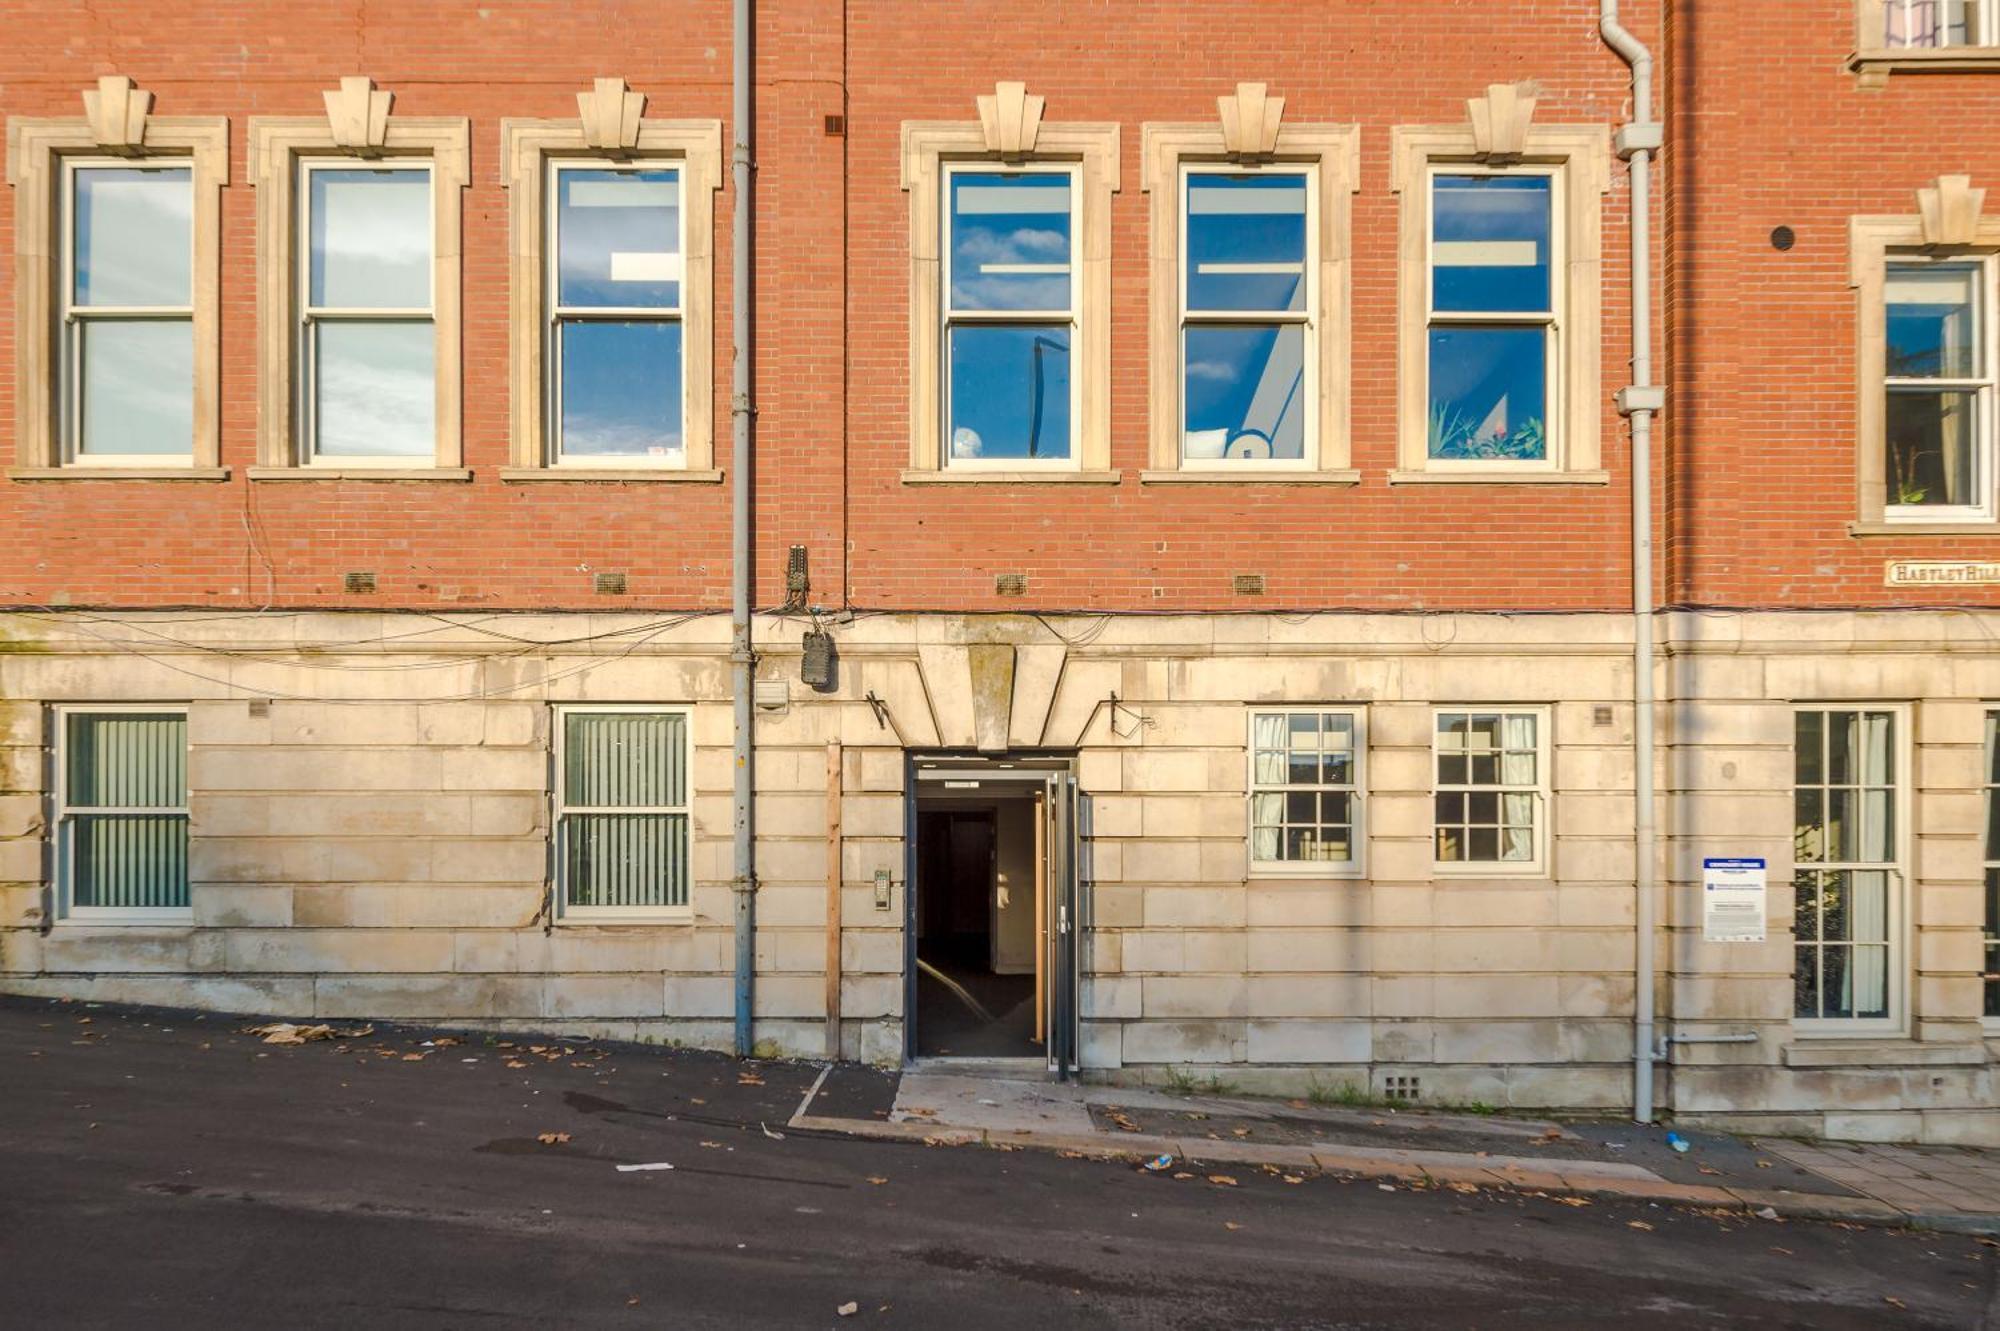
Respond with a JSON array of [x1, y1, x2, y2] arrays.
[[1850, 0, 2000, 89], [6, 80, 229, 481], [1389, 91, 1610, 486], [1789, 701, 1912, 1039], [1429, 703, 1553, 879], [900, 83, 1120, 484], [1849, 175, 2000, 534], [1139, 89, 1360, 485], [499, 84, 724, 482], [1246, 705, 1369, 879], [247, 82, 470, 481]]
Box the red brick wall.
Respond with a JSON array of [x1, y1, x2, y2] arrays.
[[1666, 1, 2000, 609], [0, 2, 1664, 614]]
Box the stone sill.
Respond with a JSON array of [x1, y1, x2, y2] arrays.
[[901, 469, 1123, 485], [1782, 1040, 1987, 1069], [9, 467, 230, 482], [1140, 469, 1361, 486], [1851, 48, 2000, 89], [248, 467, 472, 482], [1388, 469, 1610, 486], [556, 915, 697, 928], [500, 467, 724, 484], [1848, 519, 2000, 537]]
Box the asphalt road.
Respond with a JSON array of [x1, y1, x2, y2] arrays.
[[0, 997, 1992, 1330]]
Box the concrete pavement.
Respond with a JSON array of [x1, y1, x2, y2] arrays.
[[790, 1066, 2000, 1237]]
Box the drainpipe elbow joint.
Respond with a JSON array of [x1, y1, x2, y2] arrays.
[[1614, 123, 1663, 159], [1616, 385, 1666, 416]]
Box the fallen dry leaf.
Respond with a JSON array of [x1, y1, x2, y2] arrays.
[[505, 1060, 528, 1069], [1230, 1127, 1251, 1138], [1223, 1222, 1243, 1231], [400, 1053, 426, 1062], [1884, 1297, 1906, 1310], [1281, 1175, 1304, 1185], [1553, 1197, 1592, 1208], [1755, 1160, 1774, 1169], [1172, 1172, 1196, 1180], [1058, 1150, 1087, 1160], [866, 1176, 889, 1185], [1207, 1175, 1238, 1187], [536, 1131, 571, 1145], [1697, 1166, 1723, 1176], [1628, 1220, 1655, 1232], [837, 1303, 859, 1318], [1769, 1247, 1792, 1256]]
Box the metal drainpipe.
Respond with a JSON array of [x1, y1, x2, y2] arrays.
[[1601, 0, 1664, 1124], [730, 0, 758, 1058]]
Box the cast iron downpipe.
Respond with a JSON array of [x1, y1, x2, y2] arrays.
[[1601, 0, 1664, 1123], [730, 0, 758, 1058]]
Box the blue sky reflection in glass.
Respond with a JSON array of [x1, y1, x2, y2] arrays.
[[1429, 174, 1552, 461], [555, 167, 684, 462], [947, 171, 1073, 461], [1183, 171, 1309, 462]]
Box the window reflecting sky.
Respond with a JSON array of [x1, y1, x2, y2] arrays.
[[309, 169, 431, 309], [557, 168, 681, 310], [80, 320, 192, 455], [314, 320, 434, 457], [1432, 175, 1551, 314], [948, 172, 1072, 312], [1186, 172, 1306, 313], [1184, 325, 1305, 460], [1887, 263, 1979, 378], [1429, 326, 1547, 459], [74, 167, 191, 308], [949, 324, 1070, 460], [561, 320, 684, 459]]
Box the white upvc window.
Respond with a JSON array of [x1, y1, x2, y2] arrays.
[[1984, 710, 2000, 1026], [554, 706, 692, 921], [547, 161, 688, 468], [298, 158, 436, 466], [1881, 0, 1998, 46], [941, 162, 1081, 469], [1179, 164, 1317, 468], [53, 706, 190, 923], [1791, 707, 1907, 1033], [1433, 708, 1549, 873], [1248, 709, 1364, 875], [1884, 256, 1997, 521], [1425, 166, 1563, 470], [59, 159, 196, 465]]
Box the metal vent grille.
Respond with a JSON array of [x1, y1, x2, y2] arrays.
[[593, 572, 628, 596]]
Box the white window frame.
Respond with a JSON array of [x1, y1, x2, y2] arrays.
[[1178, 162, 1319, 471], [1983, 708, 1999, 1031], [1878, 0, 2000, 47], [1423, 164, 1564, 476], [56, 157, 197, 468], [296, 156, 437, 468], [52, 703, 192, 925], [1882, 254, 1998, 524], [552, 703, 694, 924], [546, 159, 689, 470], [1246, 707, 1366, 878], [940, 160, 1083, 472], [1789, 704, 1910, 1037], [1431, 706, 1551, 877]]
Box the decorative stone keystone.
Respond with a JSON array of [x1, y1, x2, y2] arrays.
[[1218, 82, 1284, 158], [977, 81, 1044, 158], [82, 76, 151, 153], [324, 76, 393, 151], [1918, 174, 1985, 247], [578, 77, 647, 151], [1468, 82, 1538, 161]]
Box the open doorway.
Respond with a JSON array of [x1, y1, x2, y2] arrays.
[[907, 756, 1077, 1069]]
